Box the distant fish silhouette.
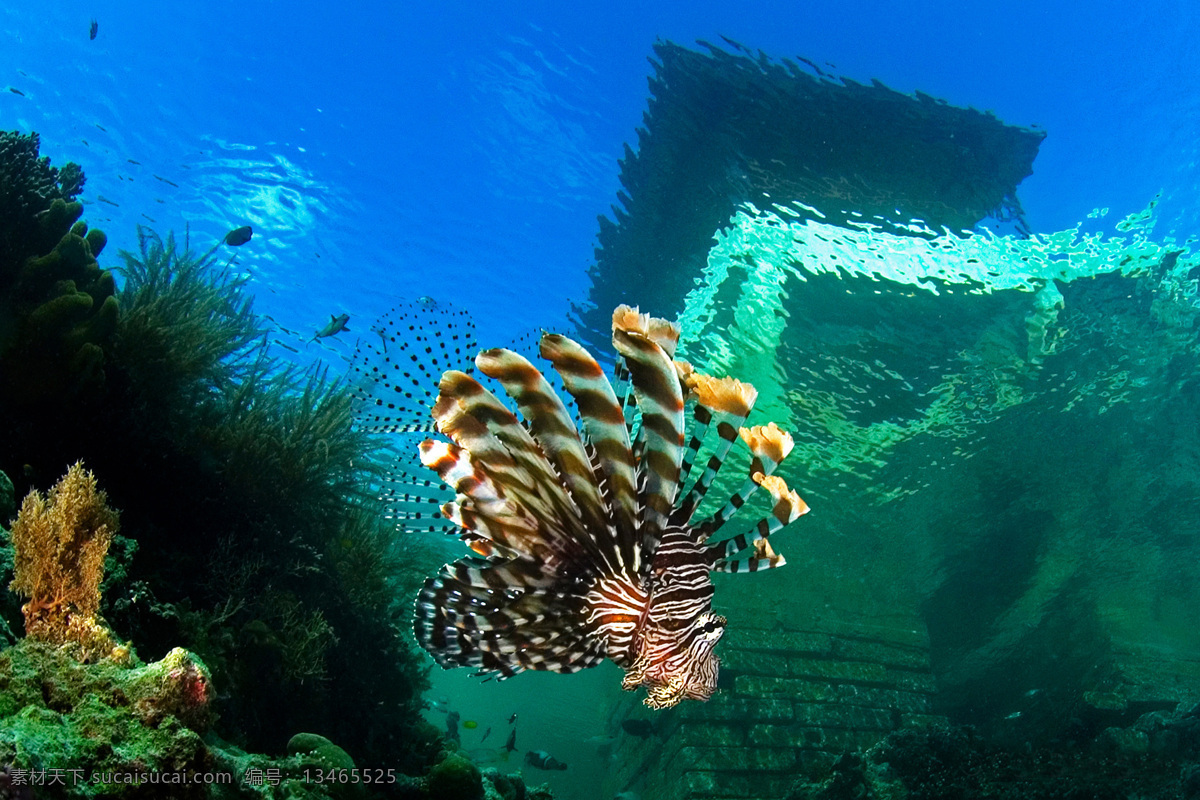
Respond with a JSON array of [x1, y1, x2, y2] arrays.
[[480, 726, 492, 743], [621, 719, 655, 738], [504, 728, 517, 753], [89, 19, 98, 40], [508, 713, 517, 724], [224, 225, 253, 246], [310, 313, 350, 343]]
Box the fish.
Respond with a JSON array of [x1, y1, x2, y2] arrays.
[[357, 302, 809, 709], [504, 729, 517, 753], [89, 19, 98, 40], [524, 751, 567, 771], [153, 174, 179, 187], [508, 713, 517, 724], [223, 225, 253, 246], [310, 313, 350, 342], [445, 710, 460, 742], [480, 726, 492, 743], [8, 87, 25, 97], [621, 719, 655, 738]]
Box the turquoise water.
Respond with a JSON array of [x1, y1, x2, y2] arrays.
[[4, 2, 1200, 799]]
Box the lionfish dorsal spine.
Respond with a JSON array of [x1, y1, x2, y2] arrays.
[[539, 333, 643, 572], [431, 370, 559, 523], [611, 327, 686, 543], [676, 388, 709, 488], [475, 347, 611, 535]]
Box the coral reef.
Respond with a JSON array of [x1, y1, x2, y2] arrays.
[[0, 131, 117, 407], [8, 462, 120, 662], [0, 639, 214, 799], [0, 130, 85, 269], [424, 752, 482, 800]]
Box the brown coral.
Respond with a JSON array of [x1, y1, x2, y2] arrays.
[[8, 460, 120, 660]]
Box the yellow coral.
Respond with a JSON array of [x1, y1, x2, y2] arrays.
[[9, 461, 120, 660]]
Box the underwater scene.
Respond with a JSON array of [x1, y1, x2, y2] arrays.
[[2, 1, 1200, 799]]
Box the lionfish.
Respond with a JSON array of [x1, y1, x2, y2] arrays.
[[353, 302, 809, 709]]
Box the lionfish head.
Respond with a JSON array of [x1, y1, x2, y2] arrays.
[[623, 609, 727, 709]]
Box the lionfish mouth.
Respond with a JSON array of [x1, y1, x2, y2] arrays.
[[367, 302, 810, 709]]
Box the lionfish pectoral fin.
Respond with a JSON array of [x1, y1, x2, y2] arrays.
[[673, 374, 759, 524], [434, 367, 588, 545], [476, 347, 611, 536], [705, 472, 808, 558], [711, 553, 787, 573], [697, 424, 798, 538]]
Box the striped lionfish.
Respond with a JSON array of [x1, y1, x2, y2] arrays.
[[379, 304, 809, 709]]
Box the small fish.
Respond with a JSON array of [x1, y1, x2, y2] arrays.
[[524, 751, 567, 771], [508, 713, 517, 724], [8, 87, 25, 97], [89, 19, 98, 40], [462, 720, 478, 730], [426, 696, 451, 713], [480, 727, 492, 743], [223, 225, 253, 246], [446, 710, 460, 742], [621, 719, 655, 738], [95, 123, 107, 132], [310, 313, 350, 342], [128, 159, 141, 165], [153, 174, 179, 187], [504, 728, 517, 753]]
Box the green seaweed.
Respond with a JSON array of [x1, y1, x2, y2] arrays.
[[98, 227, 435, 769], [113, 227, 264, 415]]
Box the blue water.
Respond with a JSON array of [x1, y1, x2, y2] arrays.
[[4, 0, 1199, 351]]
